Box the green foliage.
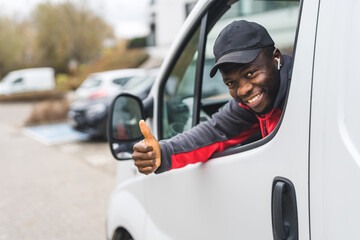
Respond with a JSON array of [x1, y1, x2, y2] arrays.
[[127, 37, 148, 49], [0, 17, 36, 77], [32, 2, 114, 73], [55, 73, 71, 90], [0, 2, 115, 78], [0, 2, 150, 91]]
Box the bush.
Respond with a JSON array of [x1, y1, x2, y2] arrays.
[[24, 98, 69, 126], [127, 37, 147, 49], [0, 90, 66, 102]]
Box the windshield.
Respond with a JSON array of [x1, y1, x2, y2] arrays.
[[124, 70, 157, 91], [1, 72, 16, 83], [113, 77, 132, 86], [80, 76, 102, 88]]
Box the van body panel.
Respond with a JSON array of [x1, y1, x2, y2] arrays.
[[141, 0, 316, 237], [106, 176, 148, 240], [0, 67, 55, 95], [310, 1, 360, 239], [106, 0, 360, 239]]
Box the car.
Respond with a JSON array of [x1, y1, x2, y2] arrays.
[[75, 68, 144, 100], [68, 68, 159, 139], [106, 0, 360, 240]]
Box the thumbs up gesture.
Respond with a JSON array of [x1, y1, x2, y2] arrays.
[[132, 120, 161, 175]]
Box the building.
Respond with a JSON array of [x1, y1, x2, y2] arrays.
[[146, 0, 198, 59]]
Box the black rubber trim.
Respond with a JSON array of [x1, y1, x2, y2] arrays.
[[157, 0, 229, 140], [157, 11, 206, 140], [308, 0, 322, 239], [192, 13, 208, 126], [211, 0, 303, 160]]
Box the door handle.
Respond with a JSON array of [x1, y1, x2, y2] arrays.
[[272, 177, 298, 240]]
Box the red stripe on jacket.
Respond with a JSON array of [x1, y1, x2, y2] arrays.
[[170, 123, 260, 170], [169, 107, 282, 170]]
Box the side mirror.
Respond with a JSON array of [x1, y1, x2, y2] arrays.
[[108, 93, 145, 160]]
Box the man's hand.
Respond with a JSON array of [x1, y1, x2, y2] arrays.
[[132, 120, 161, 175]]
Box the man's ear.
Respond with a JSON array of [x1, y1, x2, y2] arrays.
[[273, 48, 283, 69]]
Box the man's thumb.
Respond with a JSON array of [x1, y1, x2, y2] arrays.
[[139, 120, 154, 140], [138, 119, 161, 172]]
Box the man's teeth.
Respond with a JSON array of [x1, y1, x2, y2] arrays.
[[247, 93, 261, 103]]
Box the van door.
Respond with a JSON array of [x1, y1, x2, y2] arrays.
[[10, 77, 26, 93], [143, 0, 318, 239]]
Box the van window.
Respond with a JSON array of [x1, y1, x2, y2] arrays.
[[113, 77, 132, 86], [81, 77, 102, 88], [200, 0, 299, 120], [160, 0, 300, 141], [161, 27, 200, 139], [124, 71, 157, 92], [13, 78, 23, 85]]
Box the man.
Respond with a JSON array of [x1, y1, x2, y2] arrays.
[[133, 20, 292, 175]]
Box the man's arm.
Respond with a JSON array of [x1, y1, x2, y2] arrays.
[[156, 99, 258, 173], [133, 99, 259, 174]]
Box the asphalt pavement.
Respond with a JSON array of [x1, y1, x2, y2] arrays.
[[0, 102, 117, 240]]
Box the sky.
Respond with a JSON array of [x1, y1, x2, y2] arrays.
[[0, 0, 150, 38]]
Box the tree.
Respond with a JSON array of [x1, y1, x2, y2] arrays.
[[0, 17, 27, 77], [32, 2, 114, 73]]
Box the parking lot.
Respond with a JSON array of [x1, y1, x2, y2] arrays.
[[0, 102, 117, 240]]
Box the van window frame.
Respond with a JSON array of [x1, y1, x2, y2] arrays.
[[157, 0, 304, 158], [13, 77, 24, 85], [157, 0, 230, 139], [212, 0, 304, 158]]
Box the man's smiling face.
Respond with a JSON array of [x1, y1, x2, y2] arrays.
[[220, 48, 281, 115]]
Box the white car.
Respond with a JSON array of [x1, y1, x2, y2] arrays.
[[75, 68, 144, 100], [68, 68, 159, 139]]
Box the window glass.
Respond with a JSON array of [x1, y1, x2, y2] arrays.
[[1, 72, 15, 83], [201, 0, 300, 120], [81, 76, 102, 88], [205, 1, 299, 68], [162, 28, 200, 139], [13, 78, 23, 84], [124, 69, 158, 91], [161, 0, 300, 140], [112, 77, 132, 86]]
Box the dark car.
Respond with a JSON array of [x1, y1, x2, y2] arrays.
[[68, 68, 159, 139]]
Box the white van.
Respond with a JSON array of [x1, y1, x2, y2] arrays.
[[0, 67, 55, 95], [106, 0, 360, 239]]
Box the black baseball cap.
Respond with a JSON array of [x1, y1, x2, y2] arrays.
[[210, 20, 274, 77]]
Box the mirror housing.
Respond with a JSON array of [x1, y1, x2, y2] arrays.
[[108, 93, 145, 160]]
